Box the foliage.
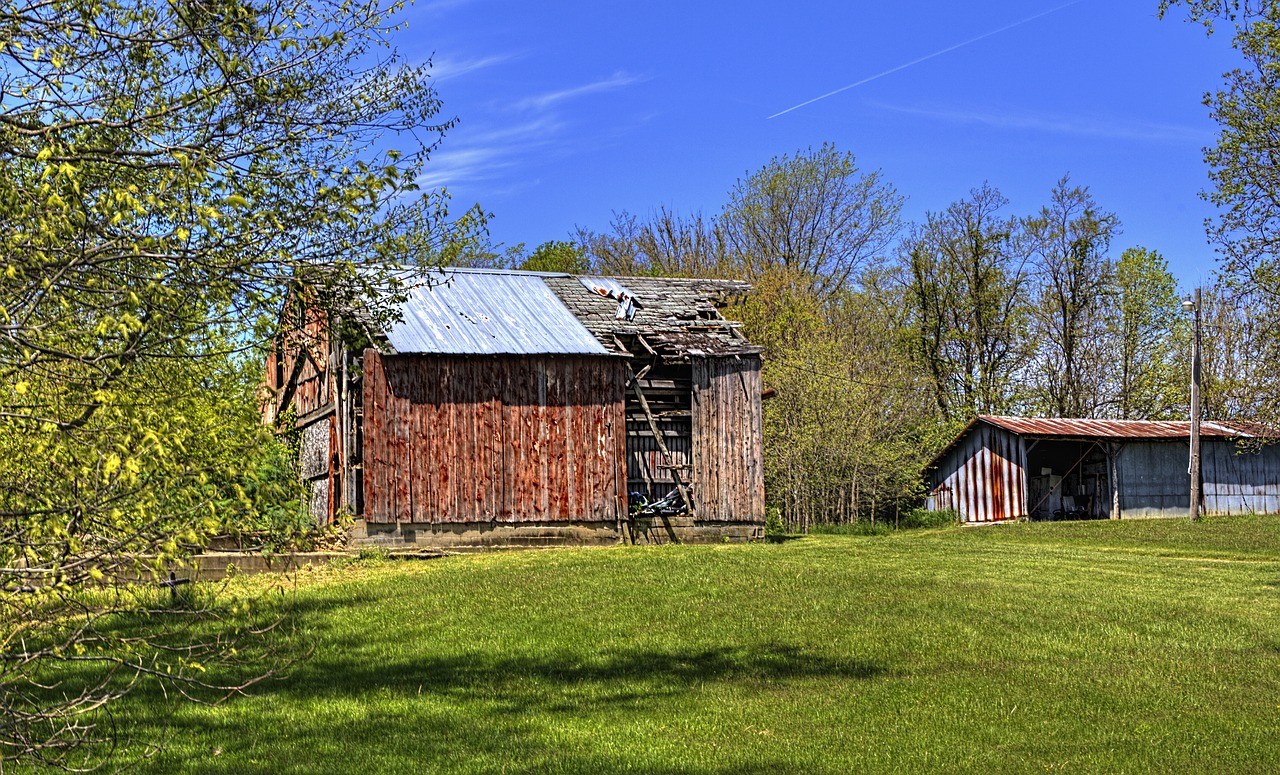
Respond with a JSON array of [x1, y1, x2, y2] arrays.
[[763, 506, 786, 537], [1023, 177, 1122, 417], [1109, 247, 1189, 419], [96, 517, 1280, 773], [0, 0, 474, 764], [898, 506, 957, 529], [901, 183, 1031, 420], [1159, 0, 1280, 427], [220, 435, 312, 550], [518, 240, 591, 273]]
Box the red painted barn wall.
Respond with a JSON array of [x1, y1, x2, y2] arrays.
[[361, 350, 627, 524]]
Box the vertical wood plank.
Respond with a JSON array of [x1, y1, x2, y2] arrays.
[[564, 358, 578, 521], [361, 351, 377, 523]]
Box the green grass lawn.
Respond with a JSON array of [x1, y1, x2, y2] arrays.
[[119, 516, 1280, 773]]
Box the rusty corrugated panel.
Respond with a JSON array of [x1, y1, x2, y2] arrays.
[[377, 270, 611, 356], [930, 423, 1027, 523], [980, 415, 1249, 440]]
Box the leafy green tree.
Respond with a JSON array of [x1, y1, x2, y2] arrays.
[[1160, 1, 1280, 294], [1108, 247, 1188, 419], [1159, 1, 1280, 426], [730, 267, 937, 531], [902, 183, 1031, 420], [1024, 177, 1121, 417], [0, 0, 475, 764], [720, 143, 904, 296], [519, 240, 591, 273]]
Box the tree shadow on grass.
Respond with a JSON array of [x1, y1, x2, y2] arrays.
[[120, 588, 886, 774], [282, 641, 887, 717], [264, 586, 888, 702]]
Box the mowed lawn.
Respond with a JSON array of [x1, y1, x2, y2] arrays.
[[128, 517, 1280, 774]]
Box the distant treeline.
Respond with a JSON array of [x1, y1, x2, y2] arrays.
[[460, 145, 1270, 530]]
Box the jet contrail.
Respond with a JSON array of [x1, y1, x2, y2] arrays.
[[767, 0, 1084, 119]]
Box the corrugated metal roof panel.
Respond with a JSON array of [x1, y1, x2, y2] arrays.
[[380, 271, 610, 355], [928, 415, 1267, 472], [979, 415, 1249, 439]]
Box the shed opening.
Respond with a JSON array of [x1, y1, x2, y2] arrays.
[[1025, 439, 1111, 520]]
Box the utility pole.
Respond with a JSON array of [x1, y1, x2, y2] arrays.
[[1183, 288, 1202, 520]]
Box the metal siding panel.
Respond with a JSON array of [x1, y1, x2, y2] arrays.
[[1117, 441, 1191, 518], [1203, 440, 1280, 515]]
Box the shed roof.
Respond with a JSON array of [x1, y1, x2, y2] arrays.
[[376, 270, 611, 356], [979, 415, 1253, 440], [930, 414, 1262, 468]]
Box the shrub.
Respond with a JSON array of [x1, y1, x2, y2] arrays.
[[899, 507, 958, 530], [764, 507, 786, 537]]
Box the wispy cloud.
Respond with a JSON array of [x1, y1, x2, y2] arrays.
[[428, 54, 517, 82], [416, 67, 646, 197], [877, 103, 1212, 144], [416, 119, 564, 190], [513, 72, 644, 112]]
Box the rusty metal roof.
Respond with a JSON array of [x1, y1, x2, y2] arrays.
[[978, 415, 1254, 440], [377, 269, 611, 356], [928, 415, 1261, 470]]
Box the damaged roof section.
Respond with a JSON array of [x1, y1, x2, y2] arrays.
[[352, 267, 762, 360], [543, 275, 762, 359]]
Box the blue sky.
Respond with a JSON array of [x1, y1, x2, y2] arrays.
[[398, 0, 1240, 289]]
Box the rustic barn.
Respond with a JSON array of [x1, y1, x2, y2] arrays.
[[927, 415, 1280, 523], [264, 267, 766, 548]]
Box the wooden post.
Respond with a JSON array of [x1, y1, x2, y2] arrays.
[[1108, 443, 1120, 520], [1189, 287, 1202, 520]]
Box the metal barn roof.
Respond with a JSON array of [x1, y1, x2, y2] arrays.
[[930, 415, 1261, 469], [979, 415, 1253, 440], [379, 270, 610, 356]]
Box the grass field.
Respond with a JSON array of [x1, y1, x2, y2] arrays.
[[117, 516, 1280, 773]]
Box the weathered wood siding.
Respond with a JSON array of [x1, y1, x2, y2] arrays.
[[690, 356, 765, 523], [265, 307, 334, 420], [361, 350, 627, 524], [264, 301, 342, 526]]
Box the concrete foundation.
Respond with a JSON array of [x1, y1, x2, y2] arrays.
[[350, 518, 763, 550]]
